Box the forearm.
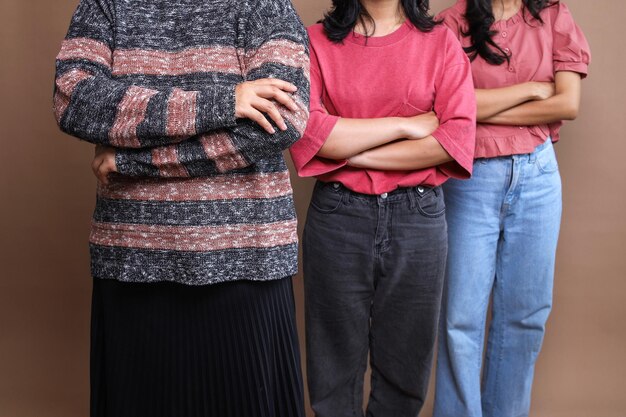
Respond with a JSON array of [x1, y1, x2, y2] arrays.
[[54, 15, 238, 148], [348, 136, 452, 171], [482, 71, 581, 125], [115, 111, 306, 178], [318, 117, 406, 160], [476, 83, 539, 121], [482, 93, 578, 125]]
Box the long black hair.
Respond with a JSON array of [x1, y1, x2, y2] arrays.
[[463, 0, 557, 65], [322, 0, 439, 43]]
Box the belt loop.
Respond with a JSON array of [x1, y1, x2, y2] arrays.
[[407, 187, 417, 209]]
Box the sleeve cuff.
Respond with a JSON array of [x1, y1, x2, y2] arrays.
[[554, 62, 589, 79], [196, 84, 238, 132], [115, 148, 157, 177], [431, 127, 475, 179], [289, 113, 344, 177]]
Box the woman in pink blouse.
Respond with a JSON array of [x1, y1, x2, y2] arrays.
[[289, 0, 476, 415], [435, 1, 590, 417]]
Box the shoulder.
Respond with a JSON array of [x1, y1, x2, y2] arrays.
[[246, 0, 301, 21], [541, 1, 578, 27], [422, 24, 464, 52], [307, 23, 327, 42], [436, 0, 467, 35], [307, 23, 336, 50]]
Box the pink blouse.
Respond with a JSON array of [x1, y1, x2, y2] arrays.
[[439, 0, 591, 158]]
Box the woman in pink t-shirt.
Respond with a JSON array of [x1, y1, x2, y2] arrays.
[[434, 1, 590, 417], [289, 0, 476, 416]]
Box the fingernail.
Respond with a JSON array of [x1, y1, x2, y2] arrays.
[[280, 123, 288, 131], [269, 128, 276, 134]]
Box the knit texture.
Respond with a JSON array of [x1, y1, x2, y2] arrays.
[[54, 0, 310, 285]]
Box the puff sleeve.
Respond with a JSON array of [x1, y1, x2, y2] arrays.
[[552, 3, 591, 77]]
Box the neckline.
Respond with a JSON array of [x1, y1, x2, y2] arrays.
[[492, 6, 525, 30], [346, 20, 413, 47]]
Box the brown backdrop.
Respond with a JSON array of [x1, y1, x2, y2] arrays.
[[0, 0, 624, 416]]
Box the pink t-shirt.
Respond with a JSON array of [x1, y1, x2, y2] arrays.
[[439, 0, 591, 158], [289, 22, 476, 195]]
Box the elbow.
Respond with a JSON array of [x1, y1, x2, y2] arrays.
[[562, 104, 580, 121], [317, 145, 349, 160], [52, 88, 67, 127], [559, 94, 581, 121]]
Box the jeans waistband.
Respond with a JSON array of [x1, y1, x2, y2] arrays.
[[316, 181, 437, 203]]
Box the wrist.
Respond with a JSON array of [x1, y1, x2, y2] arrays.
[[197, 84, 238, 131], [526, 82, 542, 101]]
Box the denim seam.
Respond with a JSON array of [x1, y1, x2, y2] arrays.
[[487, 238, 507, 417], [354, 344, 370, 417], [415, 191, 446, 218], [380, 204, 392, 253], [310, 187, 345, 214]]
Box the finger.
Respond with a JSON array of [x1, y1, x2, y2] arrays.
[[270, 89, 299, 112], [92, 156, 104, 177], [245, 108, 275, 134], [254, 99, 287, 131], [256, 85, 298, 110], [96, 166, 109, 185], [99, 158, 117, 185], [258, 78, 298, 92]]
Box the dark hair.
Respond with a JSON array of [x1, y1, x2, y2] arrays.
[[463, 0, 557, 65], [322, 0, 439, 43]]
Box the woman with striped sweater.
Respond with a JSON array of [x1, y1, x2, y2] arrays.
[[53, 0, 309, 416]]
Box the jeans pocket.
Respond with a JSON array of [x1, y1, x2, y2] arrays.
[[535, 144, 559, 174], [310, 182, 344, 214], [415, 186, 446, 218]]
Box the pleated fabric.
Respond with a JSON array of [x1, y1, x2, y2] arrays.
[[90, 277, 304, 417]]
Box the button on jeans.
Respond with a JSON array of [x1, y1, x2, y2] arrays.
[[303, 181, 447, 417], [434, 138, 562, 417]]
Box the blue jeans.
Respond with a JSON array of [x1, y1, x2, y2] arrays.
[[434, 139, 562, 417], [304, 182, 447, 417]]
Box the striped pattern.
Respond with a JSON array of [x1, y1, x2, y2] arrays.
[[112, 46, 242, 76], [91, 277, 304, 416], [90, 220, 298, 252], [53, 0, 309, 285], [109, 86, 159, 147], [57, 38, 112, 68]]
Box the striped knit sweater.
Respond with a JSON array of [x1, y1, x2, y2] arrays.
[[53, 0, 310, 285]]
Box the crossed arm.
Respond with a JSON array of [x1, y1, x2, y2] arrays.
[[479, 71, 582, 125], [319, 113, 454, 171], [55, 0, 310, 183], [326, 71, 581, 171]]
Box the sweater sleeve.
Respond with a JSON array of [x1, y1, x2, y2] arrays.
[[431, 30, 476, 179], [53, 0, 237, 149], [114, 0, 310, 177]]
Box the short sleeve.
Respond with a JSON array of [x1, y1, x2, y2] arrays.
[[289, 30, 343, 178], [430, 29, 476, 179], [552, 3, 591, 78]]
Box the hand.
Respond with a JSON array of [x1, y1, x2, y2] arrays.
[[400, 111, 440, 140], [235, 78, 299, 134], [528, 82, 556, 101], [92, 145, 117, 185]]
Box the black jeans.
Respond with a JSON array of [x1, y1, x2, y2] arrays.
[[303, 181, 447, 417]]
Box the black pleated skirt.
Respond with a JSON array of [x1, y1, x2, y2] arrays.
[[90, 277, 304, 417]]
